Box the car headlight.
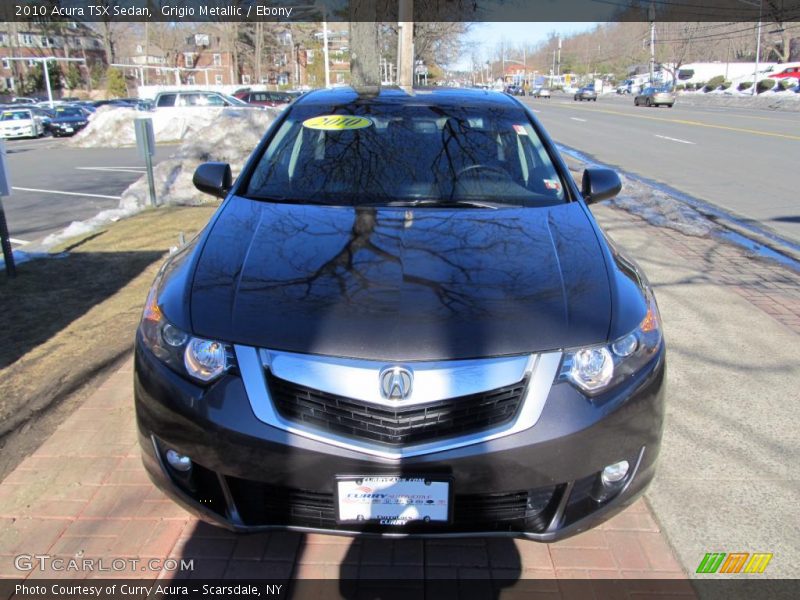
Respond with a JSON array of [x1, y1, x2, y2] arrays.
[[139, 283, 234, 384], [558, 290, 662, 395]]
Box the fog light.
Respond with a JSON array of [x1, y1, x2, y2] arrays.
[[601, 460, 629, 486], [165, 449, 192, 472]]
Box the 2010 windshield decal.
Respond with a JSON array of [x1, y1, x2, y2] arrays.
[[303, 115, 373, 131]]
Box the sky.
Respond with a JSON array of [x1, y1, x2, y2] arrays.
[[453, 22, 601, 70]]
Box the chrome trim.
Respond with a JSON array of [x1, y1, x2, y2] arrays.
[[260, 348, 532, 407], [237, 345, 562, 460]]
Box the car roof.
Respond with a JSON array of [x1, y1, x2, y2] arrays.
[[292, 86, 521, 110]]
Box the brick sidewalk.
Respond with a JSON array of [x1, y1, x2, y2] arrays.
[[0, 359, 688, 587]]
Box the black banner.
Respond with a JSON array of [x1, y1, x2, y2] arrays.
[[2, 579, 800, 600], [2, 0, 800, 23]]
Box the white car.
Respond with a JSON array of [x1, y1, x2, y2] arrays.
[[0, 108, 44, 139]]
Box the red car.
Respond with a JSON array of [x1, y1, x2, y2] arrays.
[[233, 90, 293, 107], [770, 64, 800, 81]]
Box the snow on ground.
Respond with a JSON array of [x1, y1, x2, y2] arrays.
[[609, 174, 716, 237], [119, 107, 278, 208], [70, 106, 276, 147], [674, 89, 800, 111]]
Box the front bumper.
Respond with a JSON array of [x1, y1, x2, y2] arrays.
[[135, 341, 665, 540], [0, 127, 34, 138]]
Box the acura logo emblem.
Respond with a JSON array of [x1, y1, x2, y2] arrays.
[[379, 366, 413, 400]]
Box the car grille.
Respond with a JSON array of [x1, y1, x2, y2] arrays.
[[266, 372, 527, 446], [224, 476, 559, 533]]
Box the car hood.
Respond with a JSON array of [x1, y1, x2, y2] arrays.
[[189, 199, 612, 361]]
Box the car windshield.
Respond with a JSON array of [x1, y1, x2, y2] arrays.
[[245, 104, 567, 207], [224, 94, 249, 106], [1, 111, 31, 121], [55, 107, 83, 117]]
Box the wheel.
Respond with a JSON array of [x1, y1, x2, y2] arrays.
[[593, 98, 597, 101], [667, 103, 674, 108], [634, 98, 639, 106]]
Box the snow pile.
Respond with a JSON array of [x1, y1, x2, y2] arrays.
[[609, 175, 716, 237], [40, 205, 142, 248], [675, 90, 800, 111], [70, 106, 273, 147], [120, 107, 278, 208]]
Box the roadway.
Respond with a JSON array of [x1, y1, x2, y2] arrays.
[[2, 137, 177, 246], [523, 93, 800, 247]]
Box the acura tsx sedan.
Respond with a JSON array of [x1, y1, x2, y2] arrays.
[[135, 87, 666, 540]]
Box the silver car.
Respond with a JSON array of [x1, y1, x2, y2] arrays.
[[634, 87, 675, 108], [533, 87, 551, 99]]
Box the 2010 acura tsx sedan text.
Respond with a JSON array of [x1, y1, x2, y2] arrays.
[[135, 87, 666, 540]]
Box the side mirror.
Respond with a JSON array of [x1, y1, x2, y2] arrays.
[[193, 162, 232, 199], [581, 168, 622, 205]]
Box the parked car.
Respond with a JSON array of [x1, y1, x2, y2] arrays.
[[153, 91, 252, 109], [135, 87, 665, 540], [0, 108, 45, 138], [505, 84, 525, 96], [532, 87, 551, 99], [574, 86, 598, 101], [47, 105, 91, 136], [634, 87, 675, 107], [233, 90, 293, 107]]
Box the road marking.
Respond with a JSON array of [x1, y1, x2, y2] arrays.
[[11, 187, 122, 200], [76, 166, 146, 174], [654, 134, 695, 145], [548, 103, 800, 141], [570, 117, 587, 122]]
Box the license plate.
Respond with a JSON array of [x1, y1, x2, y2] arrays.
[[336, 476, 451, 525], [64, 127, 73, 132]]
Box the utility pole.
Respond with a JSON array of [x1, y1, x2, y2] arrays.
[[322, 13, 330, 87], [557, 37, 561, 79], [649, 2, 656, 85], [753, 0, 763, 96], [397, 0, 414, 90]]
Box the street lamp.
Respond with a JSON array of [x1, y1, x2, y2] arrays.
[[5, 57, 85, 107]]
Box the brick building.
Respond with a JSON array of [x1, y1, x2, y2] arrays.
[[0, 22, 106, 95]]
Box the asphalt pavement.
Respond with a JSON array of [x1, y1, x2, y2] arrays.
[[2, 137, 177, 245], [523, 93, 800, 248]]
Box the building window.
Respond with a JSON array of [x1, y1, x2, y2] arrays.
[[306, 49, 314, 64], [183, 53, 195, 68], [212, 53, 222, 67], [136, 44, 143, 53], [336, 73, 344, 83], [4, 77, 15, 90], [27, 59, 36, 67], [242, 74, 251, 84], [215, 74, 223, 84], [0, 34, 7, 47], [2, 58, 10, 70], [195, 34, 209, 46], [186, 75, 195, 85], [19, 34, 34, 47]]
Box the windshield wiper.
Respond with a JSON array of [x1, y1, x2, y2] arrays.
[[384, 199, 501, 210]]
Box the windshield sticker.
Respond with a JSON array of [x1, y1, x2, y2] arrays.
[[513, 124, 528, 135], [303, 115, 373, 131], [543, 179, 562, 191]]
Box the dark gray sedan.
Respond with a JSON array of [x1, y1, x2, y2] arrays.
[[574, 86, 597, 101], [634, 87, 675, 107]]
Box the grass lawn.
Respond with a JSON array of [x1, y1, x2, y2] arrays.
[[0, 205, 218, 478]]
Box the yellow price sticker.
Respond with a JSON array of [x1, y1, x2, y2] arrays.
[[303, 115, 373, 131]]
